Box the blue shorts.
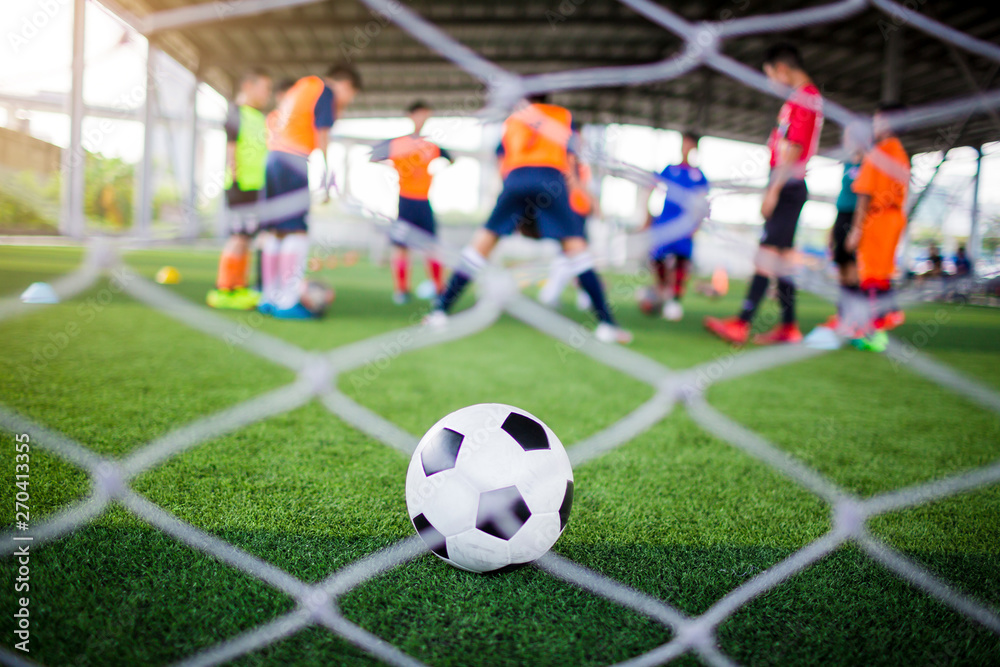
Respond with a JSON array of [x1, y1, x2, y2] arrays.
[[652, 236, 693, 261], [263, 151, 310, 233], [484, 167, 580, 241], [393, 196, 436, 247], [569, 212, 588, 239]]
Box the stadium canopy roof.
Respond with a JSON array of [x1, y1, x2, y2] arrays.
[[98, 0, 1000, 153]]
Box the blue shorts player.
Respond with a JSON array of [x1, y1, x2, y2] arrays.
[[428, 94, 632, 344], [257, 63, 361, 318], [642, 131, 709, 321], [371, 100, 454, 303]]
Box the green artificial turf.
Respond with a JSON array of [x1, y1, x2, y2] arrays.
[[1, 245, 998, 666]]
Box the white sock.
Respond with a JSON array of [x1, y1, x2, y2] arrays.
[[459, 246, 487, 278], [539, 254, 571, 304], [276, 233, 310, 309], [259, 233, 281, 305]]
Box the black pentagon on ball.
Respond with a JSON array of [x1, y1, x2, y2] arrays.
[[476, 485, 531, 540], [421, 427, 464, 476], [501, 412, 549, 451], [412, 513, 449, 559], [559, 480, 574, 529]]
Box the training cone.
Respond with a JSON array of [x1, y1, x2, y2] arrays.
[[156, 266, 181, 284], [20, 282, 59, 304]]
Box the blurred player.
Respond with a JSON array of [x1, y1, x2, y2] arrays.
[[206, 68, 271, 310], [258, 64, 361, 318], [705, 43, 823, 344], [831, 149, 862, 290], [538, 124, 597, 311], [642, 131, 709, 321], [251, 77, 296, 293], [371, 100, 454, 304], [843, 103, 910, 351], [429, 94, 632, 344]]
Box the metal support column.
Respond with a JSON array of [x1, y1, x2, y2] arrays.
[[62, 0, 86, 238], [969, 145, 983, 272], [136, 40, 158, 237], [881, 28, 903, 105], [185, 70, 201, 239]]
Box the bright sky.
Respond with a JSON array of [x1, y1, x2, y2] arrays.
[[2, 0, 997, 239]]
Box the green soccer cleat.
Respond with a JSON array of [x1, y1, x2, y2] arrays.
[[207, 287, 261, 310], [850, 330, 888, 353]]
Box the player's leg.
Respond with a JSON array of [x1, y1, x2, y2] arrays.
[[208, 186, 259, 309], [258, 230, 281, 306], [426, 254, 445, 296], [753, 181, 808, 344], [538, 253, 570, 308], [258, 153, 283, 309], [523, 168, 630, 343], [208, 233, 251, 308], [663, 251, 689, 321], [276, 231, 310, 310], [259, 151, 313, 317], [432, 227, 499, 318], [651, 255, 668, 298], [432, 173, 529, 318], [391, 244, 411, 304], [539, 210, 587, 308], [420, 199, 445, 296], [826, 208, 859, 332], [559, 236, 631, 344], [853, 213, 906, 350]]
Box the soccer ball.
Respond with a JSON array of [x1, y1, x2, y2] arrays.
[[300, 280, 335, 316], [405, 404, 574, 573]]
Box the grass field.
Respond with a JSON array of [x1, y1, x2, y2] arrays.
[[1, 244, 999, 667]]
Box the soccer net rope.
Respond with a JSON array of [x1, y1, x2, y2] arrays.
[[3, 0, 1000, 665]]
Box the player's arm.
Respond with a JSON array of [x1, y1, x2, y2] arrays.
[[313, 87, 335, 201], [370, 139, 392, 164], [565, 153, 581, 190], [439, 146, 455, 165], [846, 194, 869, 252], [315, 127, 332, 201], [761, 139, 803, 219]]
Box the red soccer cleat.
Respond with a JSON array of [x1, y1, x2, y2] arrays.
[[874, 310, 906, 331], [704, 316, 750, 345], [753, 323, 804, 345]]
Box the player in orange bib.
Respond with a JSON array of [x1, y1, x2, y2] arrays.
[[429, 95, 631, 344], [842, 103, 911, 350], [257, 64, 361, 318], [371, 100, 454, 304]]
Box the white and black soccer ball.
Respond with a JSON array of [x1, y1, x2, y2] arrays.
[[300, 280, 335, 316], [405, 404, 574, 573]]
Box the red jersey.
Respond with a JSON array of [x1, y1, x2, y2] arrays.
[[768, 83, 823, 179]]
